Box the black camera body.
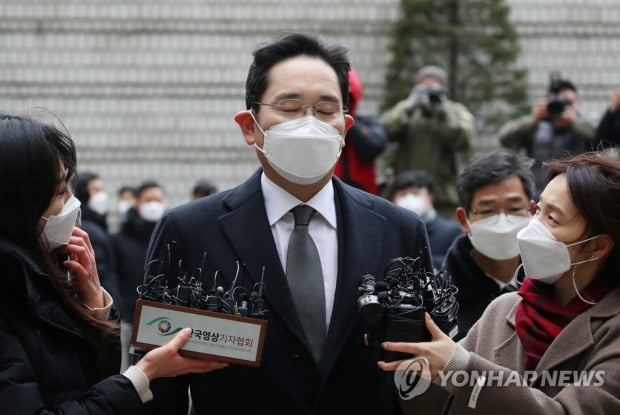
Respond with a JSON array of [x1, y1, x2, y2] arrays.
[[546, 96, 571, 119], [419, 85, 447, 116], [358, 257, 458, 362]]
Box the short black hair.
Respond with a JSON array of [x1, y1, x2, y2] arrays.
[[457, 151, 535, 212], [245, 32, 350, 114], [75, 171, 100, 204], [548, 79, 577, 95], [137, 180, 162, 198], [390, 170, 434, 200], [192, 179, 218, 198], [118, 185, 137, 197]]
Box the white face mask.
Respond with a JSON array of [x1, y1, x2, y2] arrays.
[[468, 213, 531, 260], [396, 193, 430, 218], [117, 200, 133, 216], [252, 115, 343, 185], [517, 218, 601, 284], [139, 201, 165, 222], [88, 191, 109, 215], [40, 195, 81, 251]]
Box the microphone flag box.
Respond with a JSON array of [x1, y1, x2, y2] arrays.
[[131, 299, 268, 367]]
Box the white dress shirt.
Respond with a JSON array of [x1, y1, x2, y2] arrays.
[[261, 173, 338, 329]]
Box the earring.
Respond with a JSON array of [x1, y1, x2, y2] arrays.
[[571, 266, 596, 305]]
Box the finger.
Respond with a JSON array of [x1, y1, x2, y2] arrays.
[[166, 328, 192, 352], [424, 313, 445, 340], [377, 359, 405, 371], [381, 341, 421, 355], [363, 333, 368, 346]]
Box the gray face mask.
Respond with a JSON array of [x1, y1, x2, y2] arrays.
[[40, 195, 81, 251]]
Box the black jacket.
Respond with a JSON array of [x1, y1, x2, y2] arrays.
[[442, 234, 518, 340], [425, 214, 462, 270], [112, 209, 158, 323], [596, 109, 620, 146], [0, 238, 142, 414]]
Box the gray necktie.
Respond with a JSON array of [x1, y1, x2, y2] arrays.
[[286, 205, 326, 363]]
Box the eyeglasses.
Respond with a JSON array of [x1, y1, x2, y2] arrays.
[[470, 207, 530, 219], [253, 99, 347, 120]]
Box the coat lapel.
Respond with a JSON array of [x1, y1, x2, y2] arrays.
[[536, 287, 620, 372], [493, 301, 524, 373], [218, 171, 308, 346], [319, 179, 386, 373]]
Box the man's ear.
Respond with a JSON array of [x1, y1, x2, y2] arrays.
[[456, 207, 470, 234], [343, 114, 355, 135], [528, 200, 536, 215], [234, 110, 258, 145]]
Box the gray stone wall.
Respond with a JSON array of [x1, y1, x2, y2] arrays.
[[0, 0, 618, 220]]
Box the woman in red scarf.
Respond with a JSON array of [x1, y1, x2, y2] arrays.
[[379, 149, 620, 414]]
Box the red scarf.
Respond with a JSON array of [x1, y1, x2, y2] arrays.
[[515, 276, 613, 371]]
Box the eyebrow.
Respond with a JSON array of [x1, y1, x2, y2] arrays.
[[539, 196, 567, 218], [271, 92, 341, 104], [476, 194, 526, 206]]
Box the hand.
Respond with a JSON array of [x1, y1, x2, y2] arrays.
[[552, 104, 577, 129], [136, 328, 228, 380], [532, 98, 548, 122], [58, 227, 104, 308], [377, 313, 456, 380], [611, 89, 620, 112]]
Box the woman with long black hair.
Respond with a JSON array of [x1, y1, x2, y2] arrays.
[[0, 113, 226, 414]]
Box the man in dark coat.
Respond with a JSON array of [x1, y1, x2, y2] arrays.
[[75, 172, 120, 301], [142, 32, 432, 415], [113, 180, 166, 370], [442, 151, 535, 340]]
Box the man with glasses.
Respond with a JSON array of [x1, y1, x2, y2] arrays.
[[143, 32, 432, 414], [442, 151, 535, 340]]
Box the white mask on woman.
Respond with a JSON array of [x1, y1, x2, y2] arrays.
[[517, 218, 601, 284], [468, 213, 531, 260], [40, 195, 81, 251], [252, 115, 343, 185]]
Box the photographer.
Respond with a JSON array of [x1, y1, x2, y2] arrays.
[[499, 76, 596, 198], [380, 66, 475, 219]]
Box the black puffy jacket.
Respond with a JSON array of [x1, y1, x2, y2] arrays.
[[0, 238, 144, 414]]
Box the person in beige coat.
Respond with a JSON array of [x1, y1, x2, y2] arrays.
[[379, 149, 620, 414]]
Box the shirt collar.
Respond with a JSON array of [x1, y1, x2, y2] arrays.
[[261, 172, 337, 229]]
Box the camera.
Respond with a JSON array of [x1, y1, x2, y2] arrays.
[[417, 85, 447, 117], [546, 96, 571, 119], [357, 257, 458, 362]]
